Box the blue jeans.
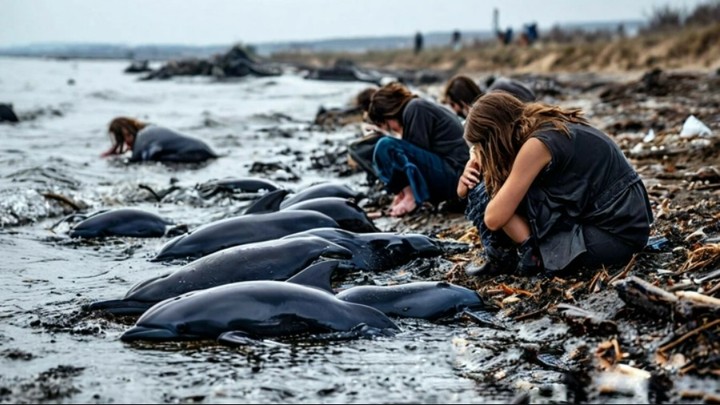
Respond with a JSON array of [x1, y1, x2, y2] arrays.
[[372, 137, 459, 204], [466, 182, 517, 261], [468, 182, 640, 272]]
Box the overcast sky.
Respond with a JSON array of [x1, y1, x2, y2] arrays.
[[0, 0, 710, 46]]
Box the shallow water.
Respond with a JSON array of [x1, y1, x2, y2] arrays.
[[0, 57, 542, 403]]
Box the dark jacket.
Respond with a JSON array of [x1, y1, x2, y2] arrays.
[[401, 98, 469, 172]]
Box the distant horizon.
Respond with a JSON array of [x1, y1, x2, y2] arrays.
[[1, 0, 706, 48], [0, 18, 646, 50]]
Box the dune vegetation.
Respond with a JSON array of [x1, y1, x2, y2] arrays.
[[270, 2, 720, 75]]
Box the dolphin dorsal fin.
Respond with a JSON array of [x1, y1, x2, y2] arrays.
[[244, 189, 290, 214], [286, 260, 339, 293]]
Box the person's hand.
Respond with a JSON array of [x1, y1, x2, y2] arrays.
[[457, 157, 481, 198], [100, 147, 115, 158]]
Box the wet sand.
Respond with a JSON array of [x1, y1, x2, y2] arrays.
[[1, 58, 719, 403]]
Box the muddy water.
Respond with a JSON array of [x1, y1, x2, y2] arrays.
[[0, 58, 547, 403]]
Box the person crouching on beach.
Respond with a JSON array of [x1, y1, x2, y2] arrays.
[[366, 82, 468, 217], [442, 75, 536, 120], [462, 92, 653, 277], [101, 117, 218, 163]]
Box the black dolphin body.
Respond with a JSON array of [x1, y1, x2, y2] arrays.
[[0, 103, 19, 123], [121, 275, 399, 343], [280, 183, 364, 208], [336, 282, 489, 321], [245, 183, 363, 214], [283, 228, 469, 272], [195, 177, 279, 199], [130, 126, 218, 163], [282, 197, 378, 233], [86, 237, 352, 315], [69, 208, 172, 238], [152, 210, 340, 261]]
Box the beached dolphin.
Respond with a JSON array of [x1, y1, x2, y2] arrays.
[[85, 237, 352, 315], [195, 177, 279, 199], [152, 210, 340, 261], [282, 228, 469, 272], [336, 282, 490, 321], [120, 262, 399, 343], [244, 183, 364, 214], [281, 197, 378, 233], [69, 208, 173, 238], [130, 126, 218, 163]]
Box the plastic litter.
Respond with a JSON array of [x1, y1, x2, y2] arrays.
[[679, 115, 712, 138]]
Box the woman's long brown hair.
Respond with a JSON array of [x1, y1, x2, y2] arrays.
[[106, 117, 148, 155], [366, 82, 417, 126], [464, 92, 587, 196]]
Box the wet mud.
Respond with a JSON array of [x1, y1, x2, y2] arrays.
[[1, 58, 718, 403]]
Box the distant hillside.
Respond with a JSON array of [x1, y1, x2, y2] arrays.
[[0, 42, 230, 61], [257, 20, 643, 55], [0, 20, 644, 61]]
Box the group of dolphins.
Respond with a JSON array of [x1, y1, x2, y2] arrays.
[[70, 179, 494, 346]]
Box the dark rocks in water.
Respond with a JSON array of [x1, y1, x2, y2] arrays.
[[0, 103, 19, 123], [394, 69, 449, 86], [141, 45, 281, 80], [195, 177, 280, 199], [124, 60, 151, 74], [248, 161, 300, 182], [304, 59, 384, 85], [313, 105, 364, 130]]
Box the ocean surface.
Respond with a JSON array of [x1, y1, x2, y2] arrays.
[[0, 57, 562, 404]]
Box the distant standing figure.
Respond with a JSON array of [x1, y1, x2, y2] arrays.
[[102, 117, 218, 163], [496, 27, 513, 46], [414, 32, 424, 54], [451, 30, 462, 51], [519, 23, 539, 46]]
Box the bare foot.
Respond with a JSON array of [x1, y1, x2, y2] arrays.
[[390, 187, 417, 217]]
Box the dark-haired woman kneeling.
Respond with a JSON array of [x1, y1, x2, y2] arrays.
[[367, 83, 468, 217], [463, 92, 653, 276]]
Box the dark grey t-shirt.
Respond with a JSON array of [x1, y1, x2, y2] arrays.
[[526, 123, 653, 270], [401, 98, 469, 172]]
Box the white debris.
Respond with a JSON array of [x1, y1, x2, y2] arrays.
[[643, 128, 656, 143], [680, 115, 712, 138]]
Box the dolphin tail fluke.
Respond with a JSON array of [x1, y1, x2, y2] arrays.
[[434, 239, 471, 255], [462, 309, 506, 330], [82, 299, 154, 316]]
